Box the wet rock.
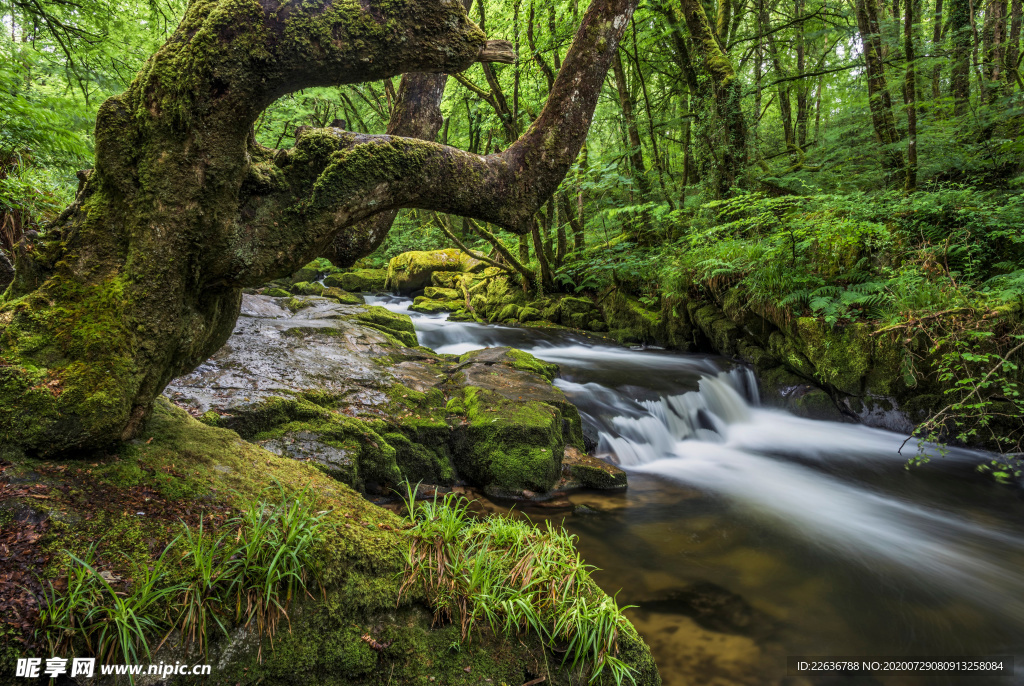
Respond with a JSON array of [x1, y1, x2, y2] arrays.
[[322, 287, 364, 305], [410, 296, 463, 314], [635, 581, 772, 638], [559, 446, 627, 490], [166, 295, 589, 495], [290, 280, 325, 296]]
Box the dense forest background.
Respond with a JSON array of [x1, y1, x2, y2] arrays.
[[2, 0, 1023, 458]]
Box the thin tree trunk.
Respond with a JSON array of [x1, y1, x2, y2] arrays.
[[950, 0, 973, 112], [559, 191, 586, 252], [906, 0, 919, 191], [761, 0, 796, 152], [932, 0, 945, 102], [1007, 0, 1022, 92], [982, 0, 1009, 102], [531, 217, 554, 290], [679, 0, 747, 196], [630, 20, 677, 211], [856, 0, 907, 170], [612, 50, 656, 241], [795, 0, 809, 149]]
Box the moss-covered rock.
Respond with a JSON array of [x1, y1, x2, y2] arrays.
[[424, 286, 460, 300], [322, 287, 365, 305], [409, 297, 463, 314], [496, 303, 519, 322], [350, 305, 419, 348], [385, 249, 484, 294], [291, 281, 326, 296], [560, 446, 628, 490], [289, 267, 320, 285], [323, 268, 388, 292], [449, 348, 584, 496], [263, 287, 291, 297], [430, 270, 466, 288], [598, 290, 661, 343], [519, 306, 542, 322], [166, 295, 593, 498]]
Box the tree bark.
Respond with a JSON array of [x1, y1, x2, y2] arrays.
[[982, 0, 1009, 102], [1008, 0, 1022, 92], [855, 0, 906, 170], [678, 0, 748, 196], [906, 0, 919, 191], [611, 50, 655, 241], [0, 0, 639, 456], [322, 73, 448, 266], [932, 0, 945, 102], [949, 0, 973, 114]]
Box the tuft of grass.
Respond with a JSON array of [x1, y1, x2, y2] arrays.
[[36, 484, 325, 673], [38, 543, 183, 666], [396, 482, 637, 685]]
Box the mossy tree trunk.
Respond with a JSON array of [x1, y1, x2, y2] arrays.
[[678, 0, 747, 197], [0, 0, 639, 457], [855, 0, 906, 170]]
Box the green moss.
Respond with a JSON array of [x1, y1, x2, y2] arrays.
[[290, 281, 326, 296], [349, 305, 418, 347], [495, 303, 519, 322], [263, 287, 291, 297], [795, 318, 872, 395], [430, 270, 467, 289], [600, 290, 662, 344], [503, 348, 558, 382], [385, 249, 482, 294], [323, 268, 387, 292], [451, 386, 563, 495], [518, 306, 542, 322], [322, 287, 364, 305], [423, 286, 460, 300], [382, 431, 455, 484], [409, 297, 462, 314]]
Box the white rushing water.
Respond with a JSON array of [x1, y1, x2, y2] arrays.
[[373, 293, 1024, 635]]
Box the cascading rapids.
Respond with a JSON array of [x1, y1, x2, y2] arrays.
[[596, 368, 759, 466]]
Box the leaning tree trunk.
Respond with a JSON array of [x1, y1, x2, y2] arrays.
[[0, 0, 639, 457]]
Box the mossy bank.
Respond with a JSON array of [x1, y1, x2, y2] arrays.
[[0, 400, 659, 685]]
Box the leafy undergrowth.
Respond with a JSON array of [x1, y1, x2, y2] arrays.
[[398, 483, 637, 685]]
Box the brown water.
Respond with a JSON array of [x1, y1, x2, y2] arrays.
[[371, 295, 1024, 686]]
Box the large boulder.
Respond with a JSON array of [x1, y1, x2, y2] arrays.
[[385, 249, 485, 294], [165, 295, 589, 495]]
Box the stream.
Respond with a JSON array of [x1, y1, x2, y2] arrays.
[[368, 295, 1024, 686]]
